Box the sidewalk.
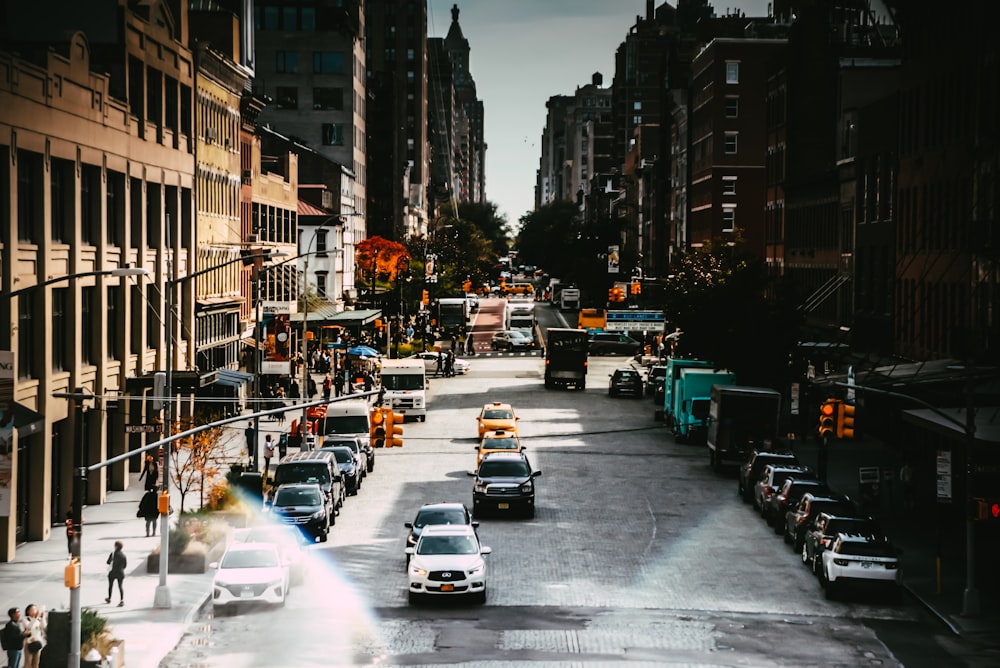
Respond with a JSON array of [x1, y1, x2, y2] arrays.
[[0, 414, 290, 668]]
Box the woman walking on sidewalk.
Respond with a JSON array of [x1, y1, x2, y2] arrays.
[[20, 604, 46, 668], [105, 541, 127, 607], [138, 490, 159, 537]]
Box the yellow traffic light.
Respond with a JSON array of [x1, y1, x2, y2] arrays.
[[385, 409, 404, 447], [370, 407, 386, 448], [837, 403, 856, 439], [631, 282, 641, 295], [818, 399, 838, 439]]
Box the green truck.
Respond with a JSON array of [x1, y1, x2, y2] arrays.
[[672, 368, 736, 443]]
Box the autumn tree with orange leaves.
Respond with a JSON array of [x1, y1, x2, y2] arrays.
[[355, 236, 410, 288]]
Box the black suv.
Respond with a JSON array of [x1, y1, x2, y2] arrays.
[[753, 464, 815, 513], [266, 483, 330, 542], [323, 446, 362, 495], [403, 502, 478, 563], [738, 450, 798, 502], [469, 451, 542, 518], [270, 451, 345, 518], [645, 365, 667, 399], [764, 477, 830, 531], [608, 368, 644, 398]]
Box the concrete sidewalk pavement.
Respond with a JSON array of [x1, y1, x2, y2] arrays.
[[0, 415, 291, 668]]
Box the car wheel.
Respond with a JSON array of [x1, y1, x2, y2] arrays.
[[473, 589, 487, 604], [824, 579, 838, 600], [793, 534, 804, 553], [783, 524, 792, 544], [525, 504, 535, 519], [811, 554, 820, 576], [319, 530, 328, 543], [654, 409, 663, 422], [801, 543, 810, 565], [329, 510, 336, 526], [408, 591, 421, 605]]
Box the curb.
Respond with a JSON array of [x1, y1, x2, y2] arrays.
[[903, 582, 962, 636]]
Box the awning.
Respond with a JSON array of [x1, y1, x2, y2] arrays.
[[288, 303, 344, 323], [325, 309, 382, 327], [10, 402, 45, 437], [216, 369, 254, 388]]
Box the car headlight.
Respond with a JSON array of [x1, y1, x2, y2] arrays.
[[266, 578, 284, 588], [474, 482, 488, 493], [519, 480, 534, 493], [310, 510, 326, 520], [467, 563, 485, 576], [410, 565, 428, 577]]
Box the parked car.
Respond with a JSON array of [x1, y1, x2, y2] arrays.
[[323, 445, 362, 495], [784, 492, 855, 552], [803, 513, 881, 575], [764, 477, 831, 531], [753, 464, 816, 513], [738, 449, 798, 502], [476, 402, 518, 438], [820, 533, 901, 601], [403, 502, 477, 563], [211, 542, 289, 614], [233, 524, 310, 585], [269, 451, 345, 517], [406, 524, 492, 604], [645, 365, 667, 399], [265, 483, 331, 542], [588, 332, 642, 356], [608, 368, 644, 398], [469, 451, 542, 518], [491, 330, 536, 351], [321, 436, 371, 475], [465, 293, 480, 311], [407, 351, 471, 375]]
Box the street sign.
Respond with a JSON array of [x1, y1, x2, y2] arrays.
[[604, 310, 665, 332], [936, 450, 952, 502], [125, 424, 162, 434]]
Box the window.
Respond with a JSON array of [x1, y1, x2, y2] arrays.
[[633, 101, 642, 110], [52, 288, 67, 372], [723, 179, 737, 196], [50, 158, 74, 243], [81, 164, 101, 245], [18, 295, 35, 379], [726, 62, 740, 84], [316, 229, 328, 254], [107, 170, 124, 247], [107, 286, 122, 361], [632, 115, 642, 125], [407, 48, 415, 61], [722, 207, 736, 232], [276, 51, 299, 73], [725, 96, 739, 118], [313, 51, 344, 74], [322, 123, 344, 146], [301, 7, 316, 30], [316, 272, 327, 297], [276, 86, 298, 110], [262, 6, 279, 30], [724, 132, 738, 154], [17, 150, 42, 244], [313, 87, 343, 110], [282, 7, 297, 29], [406, 70, 415, 84], [81, 287, 94, 365]]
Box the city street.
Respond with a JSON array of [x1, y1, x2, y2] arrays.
[[162, 351, 983, 667]]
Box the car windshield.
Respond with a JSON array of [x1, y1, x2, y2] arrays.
[[274, 486, 322, 506], [483, 409, 512, 420], [221, 548, 279, 569], [826, 519, 876, 535], [330, 448, 354, 464], [483, 438, 519, 450], [478, 460, 530, 477], [507, 330, 530, 339], [325, 416, 368, 434], [414, 508, 468, 528], [273, 463, 330, 486], [838, 541, 895, 557], [416, 534, 479, 555], [382, 374, 424, 390]]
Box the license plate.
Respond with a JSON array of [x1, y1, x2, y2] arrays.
[[497, 503, 509, 509], [240, 588, 254, 598], [862, 562, 872, 569], [441, 584, 454, 592]]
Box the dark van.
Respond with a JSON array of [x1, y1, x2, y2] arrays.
[[269, 451, 345, 518]]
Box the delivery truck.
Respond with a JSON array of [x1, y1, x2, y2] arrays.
[[660, 358, 715, 424], [379, 358, 427, 421], [671, 368, 736, 443], [706, 385, 782, 472]]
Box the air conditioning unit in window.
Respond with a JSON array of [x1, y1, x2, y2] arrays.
[[206, 127, 217, 141]]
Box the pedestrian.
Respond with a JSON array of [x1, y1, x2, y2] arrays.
[[274, 387, 287, 424], [105, 541, 126, 607], [322, 374, 332, 401], [445, 349, 455, 377], [138, 454, 159, 491], [263, 435, 275, 475], [138, 490, 159, 537], [288, 379, 300, 401], [334, 370, 345, 397], [307, 376, 318, 399], [363, 370, 375, 392], [435, 352, 442, 376], [244, 424, 255, 461], [2, 607, 23, 668], [466, 333, 475, 355], [20, 604, 46, 668], [278, 433, 289, 460], [900, 462, 915, 510], [64, 509, 75, 557]]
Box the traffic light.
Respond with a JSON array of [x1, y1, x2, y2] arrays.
[[608, 287, 625, 303], [837, 402, 856, 439], [385, 409, 404, 447], [630, 281, 641, 295], [818, 399, 839, 439], [421, 289, 429, 305], [370, 407, 386, 448]]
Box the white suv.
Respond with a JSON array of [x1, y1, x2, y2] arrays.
[[406, 524, 491, 604], [820, 533, 901, 600]]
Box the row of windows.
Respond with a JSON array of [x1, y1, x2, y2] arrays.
[[276, 86, 345, 110], [7, 149, 192, 250], [197, 169, 240, 218], [275, 50, 346, 74], [251, 202, 297, 245], [197, 91, 239, 148]]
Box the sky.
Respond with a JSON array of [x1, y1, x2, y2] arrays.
[[426, 0, 771, 231]]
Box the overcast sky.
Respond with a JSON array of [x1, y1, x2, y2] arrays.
[[426, 0, 771, 232]]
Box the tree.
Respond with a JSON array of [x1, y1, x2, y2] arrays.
[[356, 236, 410, 289], [169, 418, 230, 514]]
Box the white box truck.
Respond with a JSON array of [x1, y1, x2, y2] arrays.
[[379, 358, 427, 422]]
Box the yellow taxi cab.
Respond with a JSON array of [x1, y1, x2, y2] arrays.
[[475, 430, 525, 465], [476, 402, 518, 438]]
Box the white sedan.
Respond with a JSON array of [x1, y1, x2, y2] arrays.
[[407, 351, 471, 375], [406, 524, 491, 604], [211, 542, 289, 614]]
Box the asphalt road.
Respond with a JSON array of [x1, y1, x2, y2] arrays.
[[162, 310, 984, 667]]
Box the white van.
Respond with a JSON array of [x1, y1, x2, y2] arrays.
[[322, 399, 371, 447], [379, 358, 427, 421]]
